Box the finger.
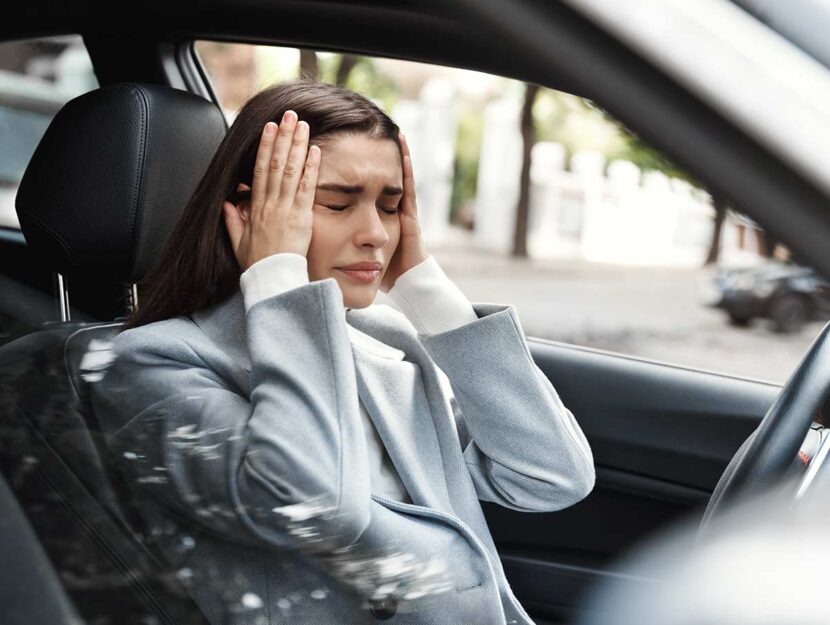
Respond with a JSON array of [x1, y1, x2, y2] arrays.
[[251, 122, 277, 214], [399, 132, 411, 158], [266, 110, 298, 205], [294, 144, 321, 212], [280, 120, 310, 204], [401, 153, 418, 218], [399, 134, 415, 209], [222, 200, 244, 252]]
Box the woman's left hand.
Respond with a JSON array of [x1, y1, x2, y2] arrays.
[[380, 132, 430, 293]]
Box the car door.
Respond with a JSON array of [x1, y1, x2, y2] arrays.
[[487, 342, 778, 622]]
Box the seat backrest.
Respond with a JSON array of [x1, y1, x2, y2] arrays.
[[0, 468, 80, 625], [0, 82, 226, 625], [0, 322, 124, 522]]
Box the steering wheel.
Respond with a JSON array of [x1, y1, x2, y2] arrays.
[[700, 321, 830, 530]]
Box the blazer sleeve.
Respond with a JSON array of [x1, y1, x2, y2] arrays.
[[90, 278, 372, 553], [419, 302, 595, 513]]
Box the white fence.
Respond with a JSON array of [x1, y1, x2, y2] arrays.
[[473, 98, 764, 267]]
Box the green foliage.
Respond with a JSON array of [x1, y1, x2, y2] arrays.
[[318, 54, 400, 113], [451, 104, 484, 222], [596, 104, 703, 188], [533, 88, 578, 145], [530, 88, 635, 167]]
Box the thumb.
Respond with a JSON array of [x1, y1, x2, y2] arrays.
[[222, 201, 245, 252]]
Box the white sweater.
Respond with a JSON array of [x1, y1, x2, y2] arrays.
[[238, 253, 479, 504]]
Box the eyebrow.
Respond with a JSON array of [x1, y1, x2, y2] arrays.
[[316, 183, 403, 196]]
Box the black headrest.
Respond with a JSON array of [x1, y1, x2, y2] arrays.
[[15, 83, 226, 283]]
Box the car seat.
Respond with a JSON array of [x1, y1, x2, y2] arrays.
[[0, 83, 226, 625]]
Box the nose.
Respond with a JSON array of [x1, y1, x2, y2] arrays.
[[353, 203, 391, 249]]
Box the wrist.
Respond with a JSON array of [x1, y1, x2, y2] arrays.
[[387, 255, 478, 335], [240, 252, 310, 310]]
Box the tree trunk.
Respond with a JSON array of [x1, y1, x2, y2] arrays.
[[704, 195, 727, 265], [335, 54, 359, 86], [513, 83, 540, 258], [299, 49, 318, 80]]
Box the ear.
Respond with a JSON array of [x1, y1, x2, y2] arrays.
[[233, 183, 252, 221]]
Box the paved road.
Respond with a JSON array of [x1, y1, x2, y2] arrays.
[[430, 241, 822, 385]]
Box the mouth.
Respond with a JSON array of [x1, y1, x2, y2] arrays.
[[336, 268, 381, 284]]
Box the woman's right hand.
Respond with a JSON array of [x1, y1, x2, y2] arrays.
[[223, 110, 321, 272]]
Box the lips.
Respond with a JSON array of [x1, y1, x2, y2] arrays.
[[337, 261, 382, 284], [338, 261, 382, 271]]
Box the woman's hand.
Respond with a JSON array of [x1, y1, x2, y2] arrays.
[[380, 132, 430, 293], [222, 110, 321, 272]]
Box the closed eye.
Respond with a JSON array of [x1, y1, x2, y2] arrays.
[[321, 203, 399, 215]]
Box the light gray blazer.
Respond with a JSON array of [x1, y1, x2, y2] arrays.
[[90, 277, 595, 625]]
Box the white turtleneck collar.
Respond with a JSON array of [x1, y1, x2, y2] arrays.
[[344, 303, 406, 361]]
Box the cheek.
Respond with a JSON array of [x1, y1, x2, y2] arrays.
[[307, 215, 334, 270], [386, 218, 402, 251], [307, 213, 353, 273]]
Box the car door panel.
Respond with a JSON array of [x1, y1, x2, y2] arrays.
[[484, 340, 780, 622]]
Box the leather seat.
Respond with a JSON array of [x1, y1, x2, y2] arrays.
[[0, 83, 226, 625]]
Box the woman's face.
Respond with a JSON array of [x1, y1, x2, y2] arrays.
[[308, 133, 403, 309]]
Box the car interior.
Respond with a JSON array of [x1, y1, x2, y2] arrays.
[[3, 2, 830, 625]]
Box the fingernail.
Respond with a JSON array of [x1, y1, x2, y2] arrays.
[[264, 122, 276, 135], [283, 110, 296, 123]]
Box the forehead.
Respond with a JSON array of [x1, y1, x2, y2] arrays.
[[317, 134, 402, 186]]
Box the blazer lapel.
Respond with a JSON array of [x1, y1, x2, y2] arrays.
[[347, 307, 460, 513], [350, 346, 452, 511]]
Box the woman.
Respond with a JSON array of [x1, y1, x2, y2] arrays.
[[90, 79, 595, 625]]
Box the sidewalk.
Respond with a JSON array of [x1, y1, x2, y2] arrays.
[[430, 234, 819, 384]]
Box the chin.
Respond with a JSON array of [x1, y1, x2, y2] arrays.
[[342, 286, 377, 309], [344, 295, 375, 309]]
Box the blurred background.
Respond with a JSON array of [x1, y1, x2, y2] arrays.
[[2, 34, 823, 383]]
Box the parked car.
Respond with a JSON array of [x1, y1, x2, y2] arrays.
[[705, 260, 830, 332], [5, 1, 830, 625]]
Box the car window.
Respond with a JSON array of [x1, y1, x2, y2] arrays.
[[0, 35, 98, 347], [0, 37, 100, 357], [195, 40, 825, 385], [0, 35, 98, 229]]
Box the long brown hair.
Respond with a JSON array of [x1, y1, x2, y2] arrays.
[[123, 78, 402, 330]]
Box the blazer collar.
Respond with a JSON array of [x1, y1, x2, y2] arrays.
[[344, 313, 406, 361], [190, 290, 405, 373], [190, 288, 455, 512]]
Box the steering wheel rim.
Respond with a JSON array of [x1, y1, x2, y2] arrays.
[[700, 321, 830, 530]]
